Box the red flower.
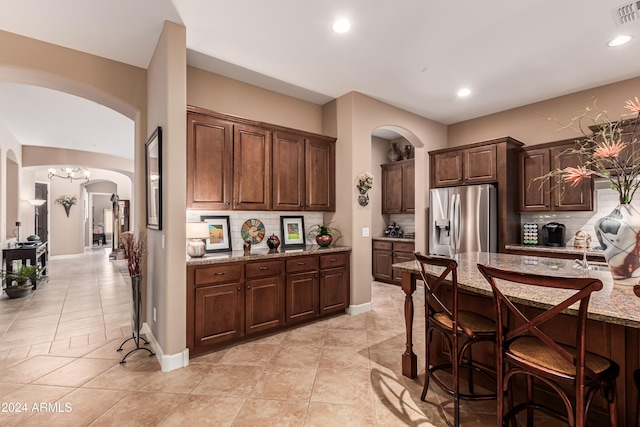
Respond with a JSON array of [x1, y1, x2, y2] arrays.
[[624, 97, 640, 114], [594, 139, 625, 158], [563, 166, 593, 187]]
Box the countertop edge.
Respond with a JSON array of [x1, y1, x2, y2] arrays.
[[187, 245, 352, 266]]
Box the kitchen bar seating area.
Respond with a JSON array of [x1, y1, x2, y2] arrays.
[[395, 252, 640, 426]]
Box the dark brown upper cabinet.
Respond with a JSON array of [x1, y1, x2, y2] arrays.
[[431, 144, 497, 187], [381, 159, 414, 214]]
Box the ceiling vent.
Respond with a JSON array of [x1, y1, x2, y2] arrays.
[[612, 1, 640, 25]]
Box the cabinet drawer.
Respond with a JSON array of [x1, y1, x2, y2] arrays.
[[372, 240, 392, 250], [286, 256, 319, 273], [320, 252, 349, 269], [246, 260, 285, 279], [194, 264, 243, 286], [393, 242, 415, 253]]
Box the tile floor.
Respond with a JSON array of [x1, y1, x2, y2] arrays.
[[0, 247, 556, 426]]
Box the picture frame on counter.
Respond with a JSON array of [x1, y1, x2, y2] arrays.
[[201, 215, 232, 253], [280, 215, 305, 248]]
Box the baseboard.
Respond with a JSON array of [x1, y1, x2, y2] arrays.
[[141, 323, 189, 372], [347, 301, 372, 315]]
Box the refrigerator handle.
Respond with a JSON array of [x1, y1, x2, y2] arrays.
[[452, 194, 461, 252]]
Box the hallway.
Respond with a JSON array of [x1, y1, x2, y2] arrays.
[[0, 248, 510, 426]]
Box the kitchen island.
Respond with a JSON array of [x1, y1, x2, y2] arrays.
[[394, 252, 640, 425]]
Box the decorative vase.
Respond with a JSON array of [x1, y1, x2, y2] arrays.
[[266, 234, 280, 251], [4, 286, 32, 299], [387, 142, 402, 162], [243, 240, 252, 255], [358, 193, 369, 206], [316, 234, 333, 248], [594, 203, 640, 285], [63, 203, 71, 217], [402, 144, 412, 160], [130, 275, 142, 335]]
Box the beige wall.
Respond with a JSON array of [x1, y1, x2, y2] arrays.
[[324, 92, 447, 307], [146, 21, 187, 362], [187, 66, 323, 135], [448, 76, 640, 147]]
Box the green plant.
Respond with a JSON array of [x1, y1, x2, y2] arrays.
[[2, 265, 48, 289], [307, 223, 343, 242]]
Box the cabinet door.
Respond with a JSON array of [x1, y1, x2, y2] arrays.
[[233, 124, 271, 210], [305, 138, 335, 211], [320, 266, 348, 315], [286, 271, 319, 324], [433, 151, 463, 187], [187, 113, 233, 210], [273, 132, 305, 211], [392, 250, 414, 283], [519, 148, 551, 212], [551, 145, 593, 211], [372, 250, 393, 282], [382, 163, 403, 214], [245, 275, 285, 334], [194, 283, 244, 347], [464, 145, 497, 183], [403, 162, 415, 213]]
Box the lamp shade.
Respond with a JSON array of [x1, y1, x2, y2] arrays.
[[186, 222, 209, 239], [27, 199, 46, 206]]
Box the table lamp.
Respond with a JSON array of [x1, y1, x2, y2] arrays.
[[186, 222, 209, 257]]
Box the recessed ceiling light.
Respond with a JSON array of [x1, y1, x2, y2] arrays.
[[332, 18, 351, 33], [457, 88, 471, 97], [608, 35, 632, 47]]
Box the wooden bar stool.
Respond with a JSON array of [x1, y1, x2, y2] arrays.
[[414, 252, 496, 426], [478, 264, 619, 427]]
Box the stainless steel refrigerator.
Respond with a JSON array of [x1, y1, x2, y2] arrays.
[[429, 184, 497, 257]]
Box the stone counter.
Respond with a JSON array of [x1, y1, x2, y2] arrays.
[[187, 245, 352, 266], [505, 243, 605, 259], [393, 251, 640, 328], [372, 236, 415, 243]]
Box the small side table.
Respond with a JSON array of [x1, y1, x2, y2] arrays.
[[2, 242, 48, 289]]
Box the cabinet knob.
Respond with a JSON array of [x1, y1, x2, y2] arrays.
[[321, 273, 325, 277], [259, 266, 270, 271], [237, 287, 241, 292], [314, 274, 319, 279], [234, 202, 239, 206], [247, 285, 251, 290], [213, 272, 225, 276], [554, 204, 559, 207], [225, 201, 230, 206]]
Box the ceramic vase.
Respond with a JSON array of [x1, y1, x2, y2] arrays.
[[387, 142, 402, 162], [316, 234, 332, 248], [130, 275, 142, 335], [266, 234, 280, 251], [594, 203, 640, 285]]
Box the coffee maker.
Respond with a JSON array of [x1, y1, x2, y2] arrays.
[[541, 222, 566, 247]]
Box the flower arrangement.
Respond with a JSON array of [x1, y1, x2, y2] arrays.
[[356, 172, 374, 194], [122, 232, 145, 277], [55, 195, 77, 206], [540, 97, 640, 204]]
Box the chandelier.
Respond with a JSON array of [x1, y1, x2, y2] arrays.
[[48, 167, 91, 182]]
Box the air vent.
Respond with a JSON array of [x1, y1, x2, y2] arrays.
[[612, 1, 640, 25]]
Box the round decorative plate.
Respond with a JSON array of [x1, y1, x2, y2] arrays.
[[241, 219, 266, 244]]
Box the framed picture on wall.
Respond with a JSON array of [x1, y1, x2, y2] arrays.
[[145, 126, 162, 230], [280, 215, 305, 248], [201, 215, 232, 252]]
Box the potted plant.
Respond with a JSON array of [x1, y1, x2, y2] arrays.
[[2, 264, 48, 299], [307, 223, 342, 248]]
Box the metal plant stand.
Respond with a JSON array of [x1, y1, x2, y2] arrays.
[[117, 275, 154, 363]]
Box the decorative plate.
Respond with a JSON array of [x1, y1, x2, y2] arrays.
[[241, 218, 266, 244]]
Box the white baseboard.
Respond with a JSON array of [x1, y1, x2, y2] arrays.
[[347, 301, 372, 315], [141, 323, 189, 372]]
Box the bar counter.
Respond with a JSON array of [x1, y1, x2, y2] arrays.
[[393, 251, 640, 424]]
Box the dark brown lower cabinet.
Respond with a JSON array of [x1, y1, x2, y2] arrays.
[[372, 239, 414, 284], [194, 283, 244, 347], [188, 250, 350, 354]]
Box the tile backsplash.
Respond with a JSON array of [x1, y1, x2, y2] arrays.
[[186, 211, 324, 252], [520, 180, 640, 247]]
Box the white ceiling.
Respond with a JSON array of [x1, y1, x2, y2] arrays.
[[0, 0, 639, 158]]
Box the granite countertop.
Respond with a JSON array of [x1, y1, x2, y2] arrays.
[[372, 236, 415, 243], [187, 245, 352, 266], [505, 244, 605, 259], [393, 251, 640, 329]]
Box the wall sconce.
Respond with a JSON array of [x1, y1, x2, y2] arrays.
[[186, 222, 209, 257], [48, 167, 91, 182], [356, 172, 374, 206]]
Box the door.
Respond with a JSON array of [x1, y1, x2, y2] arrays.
[[35, 183, 48, 243], [456, 184, 497, 254]]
